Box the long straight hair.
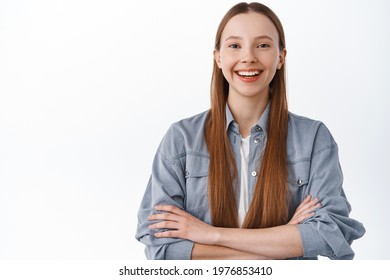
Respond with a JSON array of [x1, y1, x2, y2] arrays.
[[204, 2, 289, 229]]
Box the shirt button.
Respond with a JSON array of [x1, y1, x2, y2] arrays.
[[297, 179, 303, 186], [251, 171, 257, 177], [254, 137, 261, 144], [185, 171, 189, 178], [255, 126, 261, 132]]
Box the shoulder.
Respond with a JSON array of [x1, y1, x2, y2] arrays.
[[288, 112, 323, 131], [287, 112, 337, 161], [158, 110, 210, 159], [165, 110, 209, 143], [171, 110, 210, 132], [288, 112, 335, 142]]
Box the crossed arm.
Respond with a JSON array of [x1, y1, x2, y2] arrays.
[[148, 195, 320, 259]]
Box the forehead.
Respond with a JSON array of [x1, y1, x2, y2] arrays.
[[221, 12, 279, 41]]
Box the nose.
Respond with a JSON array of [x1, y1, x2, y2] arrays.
[[241, 48, 257, 63]]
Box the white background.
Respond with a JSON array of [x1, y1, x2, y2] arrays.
[[1, 0, 389, 260]]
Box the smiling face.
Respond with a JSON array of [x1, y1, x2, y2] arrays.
[[214, 12, 286, 101]]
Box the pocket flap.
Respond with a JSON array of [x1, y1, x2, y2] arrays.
[[184, 155, 209, 178], [287, 162, 310, 187]]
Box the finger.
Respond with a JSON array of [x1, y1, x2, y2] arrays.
[[294, 202, 321, 218], [154, 230, 181, 238], [295, 195, 312, 212], [297, 211, 316, 223], [303, 202, 321, 214], [154, 205, 188, 216], [296, 197, 319, 214], [298, 204, 321, 220], [148, 220, 179, 230], [303, 197, 319, 209], [310, 202, 321, 210], [288, 211, 316, 225], [148, 212, 180, 222], [289, 201, 321, 223], [303, 194, 312, 203]]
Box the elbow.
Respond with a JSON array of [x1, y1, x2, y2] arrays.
[[298, 222, 359, 260], [142, 242, 194, 260], [135, 232, 168, 260], [144, 245, 168, 260], [135, 232, 194, 260], [297, 203, 365, 259]]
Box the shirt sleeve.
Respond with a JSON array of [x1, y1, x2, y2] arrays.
[[135, 127, 195, 260], [297, 124, 366, 259]]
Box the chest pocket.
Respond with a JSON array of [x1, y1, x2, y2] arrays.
[[183, 155, 209, 217], [287, 161, 310, 216]]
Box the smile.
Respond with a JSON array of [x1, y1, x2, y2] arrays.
[[236, 70, 261, 77], [235, 69, 262, 82]]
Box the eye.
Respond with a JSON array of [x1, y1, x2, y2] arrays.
[[257, 43, 270, 48], [228, 43, 240, 49]]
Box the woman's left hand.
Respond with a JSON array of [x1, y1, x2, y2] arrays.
[[288, 195, 321, 225], [148, 205, 218, 245]]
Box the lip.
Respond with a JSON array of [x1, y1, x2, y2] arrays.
[[235, 68, 262, 72], [234, 68, 262, 83]]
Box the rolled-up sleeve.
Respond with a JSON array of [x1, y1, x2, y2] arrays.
[[135, 127, 194, 260], [298, 124, 366, 259]]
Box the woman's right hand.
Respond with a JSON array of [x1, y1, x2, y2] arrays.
[[288, 195, 321, 225]]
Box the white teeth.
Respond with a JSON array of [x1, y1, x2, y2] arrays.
[[237, 70, 260, 77]]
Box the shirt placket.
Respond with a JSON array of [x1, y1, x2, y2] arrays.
[[248, 125, 265, 197], [227, 123, 242, 205]]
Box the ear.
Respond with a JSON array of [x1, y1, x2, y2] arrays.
[[277, 48, 287, 69], [213, 49, 222, 68]]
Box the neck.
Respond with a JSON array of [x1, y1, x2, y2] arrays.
[[227, 89, 269, 137]]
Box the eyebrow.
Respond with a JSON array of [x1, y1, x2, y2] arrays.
[[224, 35, 274, 41]]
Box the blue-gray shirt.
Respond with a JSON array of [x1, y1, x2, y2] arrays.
[[135, 104, 365, 259]]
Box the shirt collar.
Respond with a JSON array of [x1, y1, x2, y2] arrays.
[[225, 104, 235, 131], [225, 102, 270, 133]]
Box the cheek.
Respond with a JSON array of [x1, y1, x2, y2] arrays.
[[257, 47, 279, 64], [219, 51, 238, 68], [220, 68, 233, 83], [219, 59, 236, 77], [262, 54, 280, 70]]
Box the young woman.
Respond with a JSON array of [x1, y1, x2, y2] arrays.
[[135, 2, 365, 260]]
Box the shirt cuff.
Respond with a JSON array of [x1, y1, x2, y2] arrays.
[[298, 223, 331, 258], [165, 240, 195, 260]]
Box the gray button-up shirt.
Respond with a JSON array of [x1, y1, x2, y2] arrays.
[[135, 104, 365, 259]]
